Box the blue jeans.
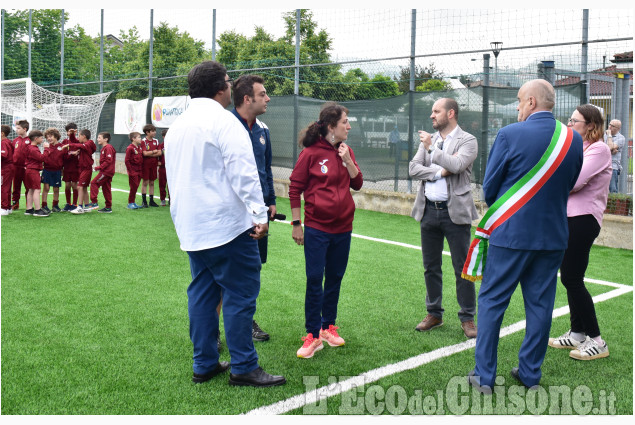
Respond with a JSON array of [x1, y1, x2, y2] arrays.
[[186, 230, 261, 375], [303, 226, 352, 337], [609, 169, 619, 193]]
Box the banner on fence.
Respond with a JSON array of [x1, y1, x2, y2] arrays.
[[151, 96, 190, 128], [114, 98, 148, 134]]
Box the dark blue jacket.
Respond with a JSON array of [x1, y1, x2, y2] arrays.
[[483, 111, 583, 251], [231, 109, 276, 206]]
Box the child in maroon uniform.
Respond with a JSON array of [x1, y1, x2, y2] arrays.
[[89, 132, 116, 213], [125, 132, 144, 209], [11, 120, 31, 210], [1, 125, 15, 215], [41, 128, 65, 213], [61, 123, 80, 211], [24, 130, 51, 217], [141, 123, 161, 208], [65, 129, 96, 214], [158, 128, 168, 206]]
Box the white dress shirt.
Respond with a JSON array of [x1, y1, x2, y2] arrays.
[[165, 97, 268, 251], [424, 125, 459, 202]]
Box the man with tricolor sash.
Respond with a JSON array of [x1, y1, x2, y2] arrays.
[[466, 79, 583, 394]]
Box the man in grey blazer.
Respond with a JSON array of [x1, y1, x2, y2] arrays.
[[409, 98, 479, 338]]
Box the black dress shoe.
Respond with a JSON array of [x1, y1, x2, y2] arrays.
[[192, 361, 230, 383], [510, 367, 539, 390], [467, 370, 492, 395], [229, 366, 286, 387], [252, 320, 270, 342]]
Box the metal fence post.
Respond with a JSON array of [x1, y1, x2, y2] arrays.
[[100, 10, 104, 94], [149, 9, 153, 99], [292, 9, 300, 165], [60, 9, 65, 94], [403, 8, 416, 193], [619, 73, 630, 194], [1, 9, 4, 81], [212, 10, 216, 61], [480, 53, 490, 186], [28, 10, 31, 79], [581, 9, 589, 104]]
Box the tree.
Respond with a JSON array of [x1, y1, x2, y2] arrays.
[[394, 63, 449, 93], [415, 79, 450, 92], [215, 10, 399, 101], [1, 9, 100, 95], [106, 22, 209, 99]]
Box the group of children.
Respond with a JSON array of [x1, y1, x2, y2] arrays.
[[124, 125, 168, 209], [1, 121, 168, 217]]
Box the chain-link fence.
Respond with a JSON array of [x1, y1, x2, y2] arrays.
[[1, 8, 633, 198]]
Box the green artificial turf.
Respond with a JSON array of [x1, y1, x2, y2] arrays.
[[1, 173, 632, 414]]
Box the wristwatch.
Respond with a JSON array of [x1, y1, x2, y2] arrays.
[[291, 219, 301, 226]]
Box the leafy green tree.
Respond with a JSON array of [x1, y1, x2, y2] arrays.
[[395, 63, 448, 93], [2, 9, 100, 95], [415, 79, 451, 92], [106, 22, 209, 99]]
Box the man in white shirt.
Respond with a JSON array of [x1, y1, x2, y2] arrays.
[[409, 98, 479, 339], [165, 61, 285, 387]]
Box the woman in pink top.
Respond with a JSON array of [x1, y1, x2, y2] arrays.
[[549, 104, 611, 360]]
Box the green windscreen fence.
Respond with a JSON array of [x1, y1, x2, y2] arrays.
[[95, 83, 585, 192]]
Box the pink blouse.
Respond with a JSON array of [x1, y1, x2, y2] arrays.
[[567, 139, 612, 226]]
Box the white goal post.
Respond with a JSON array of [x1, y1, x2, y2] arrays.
[[0, 78, 111, 140]]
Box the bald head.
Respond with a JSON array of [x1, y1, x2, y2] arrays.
[[517, 79, 556, 122], [609, 119, 622, 135]]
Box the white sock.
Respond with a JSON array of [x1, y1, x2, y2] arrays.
[[570, 331, 586, 342], [592, 336, 605, 346]]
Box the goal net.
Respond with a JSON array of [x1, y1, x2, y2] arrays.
[[1, 78, 111, 139]]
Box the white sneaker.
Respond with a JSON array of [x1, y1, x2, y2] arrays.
[[570, 338, 609, 360], [1, 209, 11, 216], [548, 330, 585, 349], [70, 206, 84, 214]]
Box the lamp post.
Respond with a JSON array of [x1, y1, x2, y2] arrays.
[[490, 41, 503, 86]]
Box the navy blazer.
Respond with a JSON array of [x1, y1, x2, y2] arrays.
[[231, 108, 276, 206], [483, 111, 583, 251]]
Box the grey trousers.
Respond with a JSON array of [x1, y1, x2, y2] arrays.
[[420, 206, 476, 322]]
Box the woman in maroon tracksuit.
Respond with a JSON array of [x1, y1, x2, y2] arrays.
[[289, 102, 363, 359]]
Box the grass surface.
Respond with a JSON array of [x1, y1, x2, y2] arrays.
[[1, 173, 632, 415]]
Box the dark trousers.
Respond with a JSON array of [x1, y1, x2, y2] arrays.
[[560, 214, 602, 338], [303, 226, 351, 337], [474, 246, 564, 388], [186, 230, 261, 375], [420, 205, 476, 321], [90, 172, 112, 208]]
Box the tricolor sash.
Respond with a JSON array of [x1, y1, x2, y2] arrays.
[[461, 120, 574, 281]]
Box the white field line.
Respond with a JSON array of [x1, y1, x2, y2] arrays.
[[247, 284, 632, 415], [246, 223, 632, 415]]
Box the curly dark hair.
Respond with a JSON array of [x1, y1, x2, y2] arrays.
[[188, 61, 228, 99]]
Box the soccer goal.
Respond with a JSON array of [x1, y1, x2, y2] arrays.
[[0, 78, 111, 138]]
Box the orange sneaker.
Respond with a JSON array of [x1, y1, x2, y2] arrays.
[[320, 325, 345, 347], [297, 333, 323, 359]]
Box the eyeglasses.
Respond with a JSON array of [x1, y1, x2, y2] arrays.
[[225, 78, 234, 87], [568, 118, 588, 125], [609, 124, 618, 128]]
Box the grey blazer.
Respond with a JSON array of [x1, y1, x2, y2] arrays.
[[409, 126, 479, 225]]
